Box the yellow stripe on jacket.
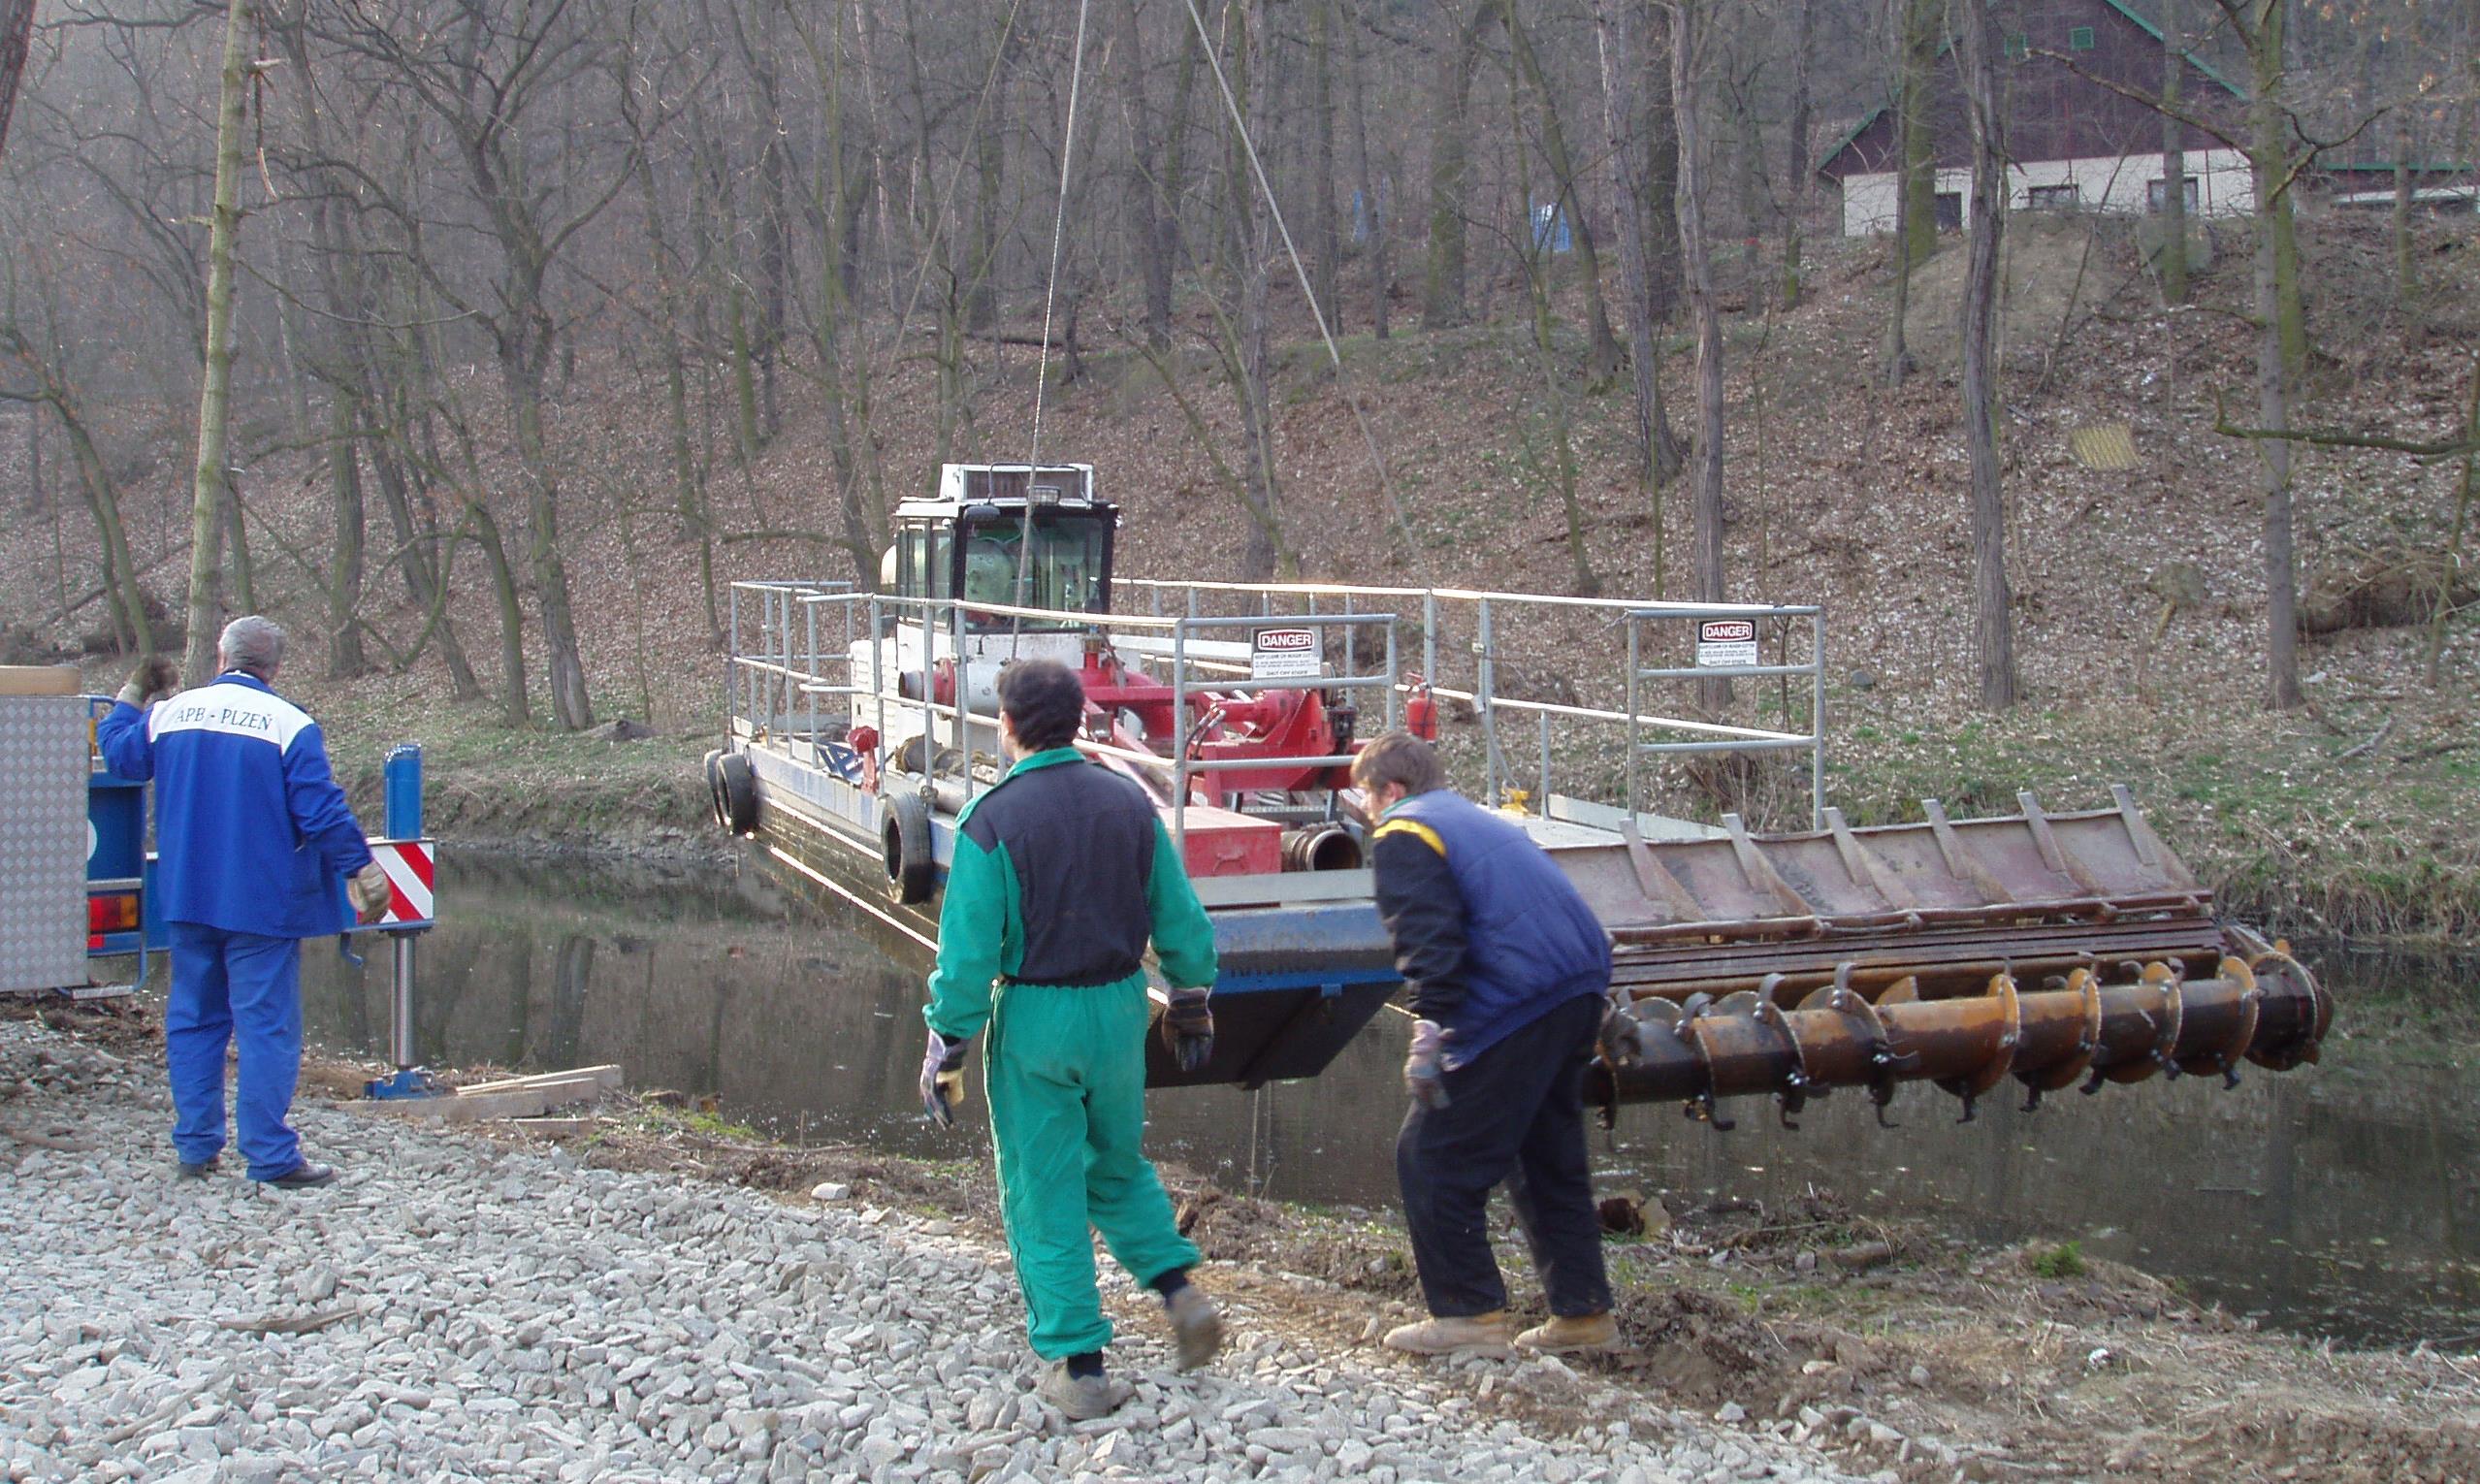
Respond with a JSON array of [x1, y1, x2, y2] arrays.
[[1371, 818, 1447, 856]]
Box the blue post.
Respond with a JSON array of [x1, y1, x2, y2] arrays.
[[367, 741, 440, 1100], [383, 743, 424, 839]]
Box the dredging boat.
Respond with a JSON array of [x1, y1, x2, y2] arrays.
[[707, 463, 2331, 1125]]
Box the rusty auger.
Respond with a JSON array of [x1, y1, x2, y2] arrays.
[[1563, 790, 2335, 1127]]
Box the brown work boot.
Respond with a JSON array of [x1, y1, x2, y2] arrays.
[[1515, 1311, 1622, 1354], [1381, 1309, 1516, 1355]]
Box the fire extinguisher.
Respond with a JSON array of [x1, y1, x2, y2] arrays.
[[1404, 673, 1438, 741]]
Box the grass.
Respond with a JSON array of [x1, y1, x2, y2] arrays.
[[2032, 1242, 2088, 1280]]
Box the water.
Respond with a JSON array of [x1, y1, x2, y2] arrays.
[[300, 851, 2480, 1348]]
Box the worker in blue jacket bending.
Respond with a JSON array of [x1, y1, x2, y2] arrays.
[[97, 616, 390, 1188], [1351, 731, 1621, 1355]]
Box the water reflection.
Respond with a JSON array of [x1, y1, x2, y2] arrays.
[[299, 851, 2479, 1347]]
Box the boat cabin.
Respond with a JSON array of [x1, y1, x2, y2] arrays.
[[884, 464, 1116, 630]]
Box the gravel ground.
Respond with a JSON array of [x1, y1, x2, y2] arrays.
[[0, 1021, 1870, 1484]]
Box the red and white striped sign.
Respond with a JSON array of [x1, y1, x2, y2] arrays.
[[370, 839, 435, 924]]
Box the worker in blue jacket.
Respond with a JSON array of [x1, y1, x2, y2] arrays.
[[1351, 731, 1620, 1356], [97, 616, 389, 1188]]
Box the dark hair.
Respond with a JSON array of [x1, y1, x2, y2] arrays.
[[997, 659, 1087, 751], [1350, 731, 1445, 796]]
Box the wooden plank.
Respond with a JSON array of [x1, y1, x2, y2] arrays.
[[454, 1065, 624, 1097], [509, 1116, 596, 1139]]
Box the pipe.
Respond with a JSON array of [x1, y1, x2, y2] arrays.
[[390, 932, 418, 1072], [1281, 825, 1364, 872], [1586, 954, 2332, 1123]]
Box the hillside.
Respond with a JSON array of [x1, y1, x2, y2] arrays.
[[5, 210, 2476, 940]]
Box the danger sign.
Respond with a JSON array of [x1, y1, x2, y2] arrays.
[[1250, 627, 1321, 680], [1695, 619, 1758, 668]]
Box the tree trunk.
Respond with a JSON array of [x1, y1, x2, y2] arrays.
[[1641, 4, 1681, 322], [1673, 0, 1728, 703], [325, 391, 369, 678], [182, 0, 254, 681], [1779, 0, 1813, 311], [632, 124, 722, 644], [1502, 0, 1620, 379], [1589, 0, 1684, 526], [1957, 0, 2017, 709], [1230, 0, 1291, 580], [2249, 0, 2303, 709], [469, 500, 531, 728], [1422, 3, 1488, 329], [1117, 0, 1176, 351], [1893, 0, 1941, 271], [505, 369, 594, 729], [2159, 0, 2189, 305], [2392, 120, 2417, 317], [1311, 0, 1343, 331], [1343, 0, 1389, 339], [0, 0, 34, 161]]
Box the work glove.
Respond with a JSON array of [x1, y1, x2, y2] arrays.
[[116, 656, 181, 709], [346, 861, 392, 923], [918, 1029, 970, 1126], [1161, 986, 1214, 1074], [1404, 1018, 1452, 1111]]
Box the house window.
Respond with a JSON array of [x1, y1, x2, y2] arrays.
[[1934, 192, 1964, 231], [2006, 31, 2030, 61], [2069, 24, 2096, 49], [2027, 183, 2081, 210], [2147, 176, 2201, 212]]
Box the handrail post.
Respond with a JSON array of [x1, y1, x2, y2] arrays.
[[1477, 597, 1499, 805], [1626, 618, 1641, 819], [1810, 611, 1827, 829], [1172, 620, 1190, 854]]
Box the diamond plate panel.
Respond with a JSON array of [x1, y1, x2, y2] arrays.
[[0, 696, 91, 992]]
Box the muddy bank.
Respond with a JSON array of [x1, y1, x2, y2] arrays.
[[17, 996, 2477, 1484]]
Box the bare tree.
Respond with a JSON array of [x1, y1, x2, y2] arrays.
[[1671, 0, 1727, 673], [1590, 0, 1684, 591], [180, 0, 258, 682], [0, 0, 33, 160], [1956, 0, 2016, 708]]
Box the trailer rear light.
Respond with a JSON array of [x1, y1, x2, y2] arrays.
[[88, 892, 140, 948]]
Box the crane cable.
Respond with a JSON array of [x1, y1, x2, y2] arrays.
[[1174, 0, 1419, 565], [1009, 0, 1094, 650]]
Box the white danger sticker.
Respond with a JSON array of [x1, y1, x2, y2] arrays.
[[1250, 627, 1322, 680], [1695, 619, 1759, 668]]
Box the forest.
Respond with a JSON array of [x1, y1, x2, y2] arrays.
[[0, 0, 2474, 815]]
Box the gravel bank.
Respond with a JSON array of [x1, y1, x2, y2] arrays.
[[0, 1021, 1867, 1484]]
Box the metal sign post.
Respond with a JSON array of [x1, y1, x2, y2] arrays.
[[365, 743, 442, 1100]]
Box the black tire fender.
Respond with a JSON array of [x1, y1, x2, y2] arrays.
[[883, 790, 936, 905], [714, 751, 759, 836]]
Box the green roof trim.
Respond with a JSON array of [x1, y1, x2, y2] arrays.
[[2322, 160, 2476, 173], [2099, 0, 2246, 100]]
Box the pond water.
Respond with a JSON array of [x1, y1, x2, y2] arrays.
[[299, 850, 2480, 1349]]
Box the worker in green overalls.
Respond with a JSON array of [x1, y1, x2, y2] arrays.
[[918, 659, 1225, 1419]]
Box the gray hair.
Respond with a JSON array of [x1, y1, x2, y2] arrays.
[[218, 615, 287, 678]]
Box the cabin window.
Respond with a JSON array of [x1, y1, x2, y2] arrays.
[[2068, 25, 2095, 50], [2147, 176, 2201, 212], [2026, 183, 2081, 210], [894, 526, 955, 601], [955, 513, 1112, 629]]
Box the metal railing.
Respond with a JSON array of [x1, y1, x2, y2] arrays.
[[1117, 577, 1826, 829], [727, 574, 1825, 838], [725, 582, 1401, 839]]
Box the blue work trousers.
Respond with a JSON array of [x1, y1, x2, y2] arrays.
[[165, 922, 306, 1180]]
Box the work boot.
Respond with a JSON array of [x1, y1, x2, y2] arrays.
[[1515, 1312, 1622, 1354], [175, 1157, 218, 1181], [1036, 1360, 1131, 1421], [1381, 1310, 1515, 1355], [262, 1162, 337, 1190], [1166, 1284, 1224, 1371]]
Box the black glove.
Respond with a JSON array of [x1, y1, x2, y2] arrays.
[[918, 1029, 970, 1126], [117, 656, 181, 708], [1161, 986, 1214, 1074]]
